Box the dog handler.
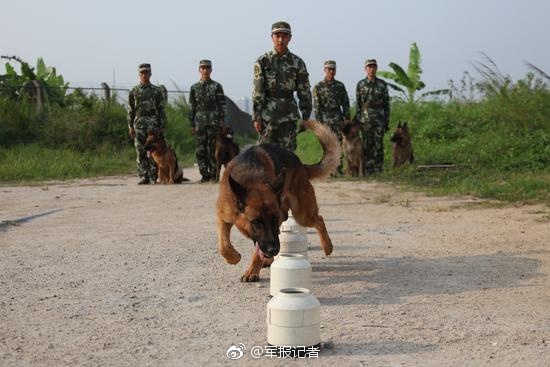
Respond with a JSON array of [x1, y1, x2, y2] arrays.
[[189, 59, 227, 183], [355, 59, 390, 174], [127, 63, 166, 185], [252, 21, 312, 152], [313, 60, 351, 173]]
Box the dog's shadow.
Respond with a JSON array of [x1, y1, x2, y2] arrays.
[[312, 251, 543, 305]]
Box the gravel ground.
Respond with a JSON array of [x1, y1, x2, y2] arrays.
[[1, 166, 549, 366]]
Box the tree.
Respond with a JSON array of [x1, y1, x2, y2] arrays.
[[378, 42, 448, 104]]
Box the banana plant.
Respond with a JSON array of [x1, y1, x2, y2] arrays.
[[378, 43, 448, 104], [1, 55, 68, 105]]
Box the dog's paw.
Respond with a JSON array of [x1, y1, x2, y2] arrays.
[[224, 250, 241, 265], [323, 243, 333, 256], [240, 272, 260, 282]]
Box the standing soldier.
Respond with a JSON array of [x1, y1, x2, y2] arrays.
[[127, 63, 166, 185], [189, 59, 226, 183], [252, 21, 312, 152], [313, 60, 351, 173], [355, 59, 390, 174]]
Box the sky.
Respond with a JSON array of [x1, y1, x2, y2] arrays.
[[2, 0, 549, 103]]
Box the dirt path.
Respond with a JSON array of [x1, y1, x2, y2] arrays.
[[1, 166, 549, 366]]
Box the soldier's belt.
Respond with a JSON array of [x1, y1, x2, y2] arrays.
[[266, 91, 294, 99], [138, 112, 157, 117], [321, 107, 342, 113]]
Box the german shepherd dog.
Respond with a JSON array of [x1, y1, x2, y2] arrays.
[[215, 126, 240, 182], [145, 131, 188, 184], [342, 120, 364, 177], [390, 122, 414, 167], [216, 120, 340, 282]]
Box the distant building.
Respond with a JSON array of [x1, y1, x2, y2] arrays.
[[225, 96, 254, 137], [236, 96, 251, 115]]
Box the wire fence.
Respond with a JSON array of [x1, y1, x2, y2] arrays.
[[0, 82, 255, 136], [0, 82, 189, 106]]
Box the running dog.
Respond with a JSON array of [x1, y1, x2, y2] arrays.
[[145, 131, 188, 184], [215, 126, 240, 182], [390, 122, 414, 167], [342, 120, 364, 177], [216, 120, 340, 282]]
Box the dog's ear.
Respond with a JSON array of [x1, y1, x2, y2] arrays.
[[397, 122, 402, 128], [270, 168, 286, 196], [402, 122, 408, 130], [229, 175, 247, 212]]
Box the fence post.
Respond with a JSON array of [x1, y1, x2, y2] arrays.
[[159, 85, 168, 103], [101, 82, 111, 104], [32, 80, 45, 112]]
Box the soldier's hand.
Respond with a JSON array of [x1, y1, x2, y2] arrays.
[[253, 120, 263, 133], [129, 127, 135, 139]]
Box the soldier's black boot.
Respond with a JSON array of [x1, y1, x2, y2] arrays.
[[138, 177, 150, 185]]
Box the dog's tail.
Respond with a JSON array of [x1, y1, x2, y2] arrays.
[[303, 120, 341, 180]]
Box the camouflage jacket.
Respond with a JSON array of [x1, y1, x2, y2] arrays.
[[355, 77, 390, 126], [127, 83, 166, 129], [189, 79, 226, 127], [313, 78, 351, 124], [252, 49, 312, 124]]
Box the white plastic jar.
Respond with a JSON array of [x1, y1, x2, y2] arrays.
[[270, 253, 312, 296], [267, 287, 321, 349]]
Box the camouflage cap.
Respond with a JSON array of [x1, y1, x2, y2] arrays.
[[365, 59, 378, 67], [199, 59, 212, 67], [138, 63, 151, 72], [324, 60, 337, 69], [271, 21, 291, 35]]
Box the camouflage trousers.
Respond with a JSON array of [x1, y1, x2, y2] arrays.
[[363, 121, 386, 174], [195, 124, 219, 179], [322, 120, 343, 142], [258, 120, 297, 152], [134, 125, 158, 181]]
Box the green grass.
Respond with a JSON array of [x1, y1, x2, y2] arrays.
[[295, 130, 323, 164], [367, 95, 550, 205], [0, 144, 135, 183], [376, 163, 550, 205]]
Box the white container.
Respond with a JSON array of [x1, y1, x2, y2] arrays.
[[270, 254, 312, 296], [282, 213, 307, 234], [278, 230, 308, 257], [267, 287, 321, 349]]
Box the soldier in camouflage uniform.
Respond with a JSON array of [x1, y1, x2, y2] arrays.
[[252, 21, 312, 152], [313, 60, 350, 173], [355, 59, 390, 174], [127, 63, 166, 185], [189, 59, 227, 183]]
